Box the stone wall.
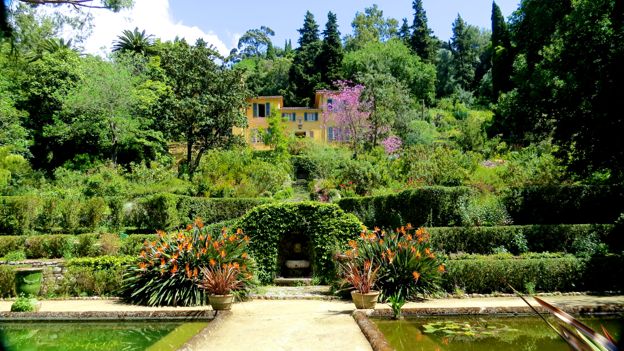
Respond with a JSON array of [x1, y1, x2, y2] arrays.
[[0, 260, 66, 295]]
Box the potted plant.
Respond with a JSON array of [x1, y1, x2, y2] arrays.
[[342, 259, 380, 309], [198, 263, 243, 310]]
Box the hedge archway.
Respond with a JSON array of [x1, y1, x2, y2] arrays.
[[237, 202, 362, 284]]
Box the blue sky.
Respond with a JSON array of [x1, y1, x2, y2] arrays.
[[170, 0, 520, 48]]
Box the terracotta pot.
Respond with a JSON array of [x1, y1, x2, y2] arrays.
[[351, 290, 380, 309], [209, 294, 234, 310]]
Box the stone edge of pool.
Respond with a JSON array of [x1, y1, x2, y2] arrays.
[[0, 310, 218, 321], [353, 304, 624, 351]]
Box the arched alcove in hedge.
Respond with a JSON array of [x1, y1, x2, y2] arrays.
[[237, 202, 362, 284]]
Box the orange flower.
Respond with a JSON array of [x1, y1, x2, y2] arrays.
[[157, 230, 166, 238], [228, 235, 235, 242], [139, 251, 146, 258], [412, 271, 421, 281], [193, 267, 199, 277], [213, 241, 220, 250], [160, 258, 165, 266], [185, 263, 191, 278], [220, 250, 226, 258], [415, 250, 421, 259], [209, 258, 216, 266], [242, 252, 248, 259], [243, 235, 250, 243], [171, 263, 178, 274], [406, 223, 413, 230], [194, 217, 204, 228], [438, 265, 445, 273], [406, 234, 413, 241], [237, 228, 243, 235], [186, 224, 193, 231], [138, 262, 147, 270], [348, 240, 358, 249]]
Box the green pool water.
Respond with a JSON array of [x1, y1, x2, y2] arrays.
[[0, 321, 208, 351], [373, 315, 623, 351]]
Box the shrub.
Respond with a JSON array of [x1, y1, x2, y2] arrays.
[[59, 256, 134, 296], [0, 196, 42, 234], [99, 233, 121, 256], [3, 250, 26, 261], [341, 226, 444, 300], [0, 265, 16, 297], [10, 296, 37, 312], [120, 221, 254, 306], [458, 193, 512, 226], [443, 253, 582, 293], [503, 185, 624, 224], [133, 193, 179, 231], [80, 197, 108, 231], [176, 197, 269, 227], [74, 234, 99, 257], [24, 236, 48, 259], [337, 187, 474, 229], [237, 202, 362, 284], [0, 236, 25, 257], [428, 225, 616, 255], [119, 234, 157, 256], [59, 197, 81, 233], [335, 159, 386, 196]]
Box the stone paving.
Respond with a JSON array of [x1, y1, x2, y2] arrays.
[[1, 289, 623, 351]]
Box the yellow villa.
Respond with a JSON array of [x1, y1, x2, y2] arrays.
[[234, 91, 343, 149]]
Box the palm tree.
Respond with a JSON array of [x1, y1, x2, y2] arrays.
[[112, 27, 155, 55]]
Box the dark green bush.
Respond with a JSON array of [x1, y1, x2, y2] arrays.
[[24, 235, 72, 258], [503, 185, 624, 224], [428, 224, 615, 255], [59, 197, 81, 233], [442, 253, 624, 293], [0, 265, 16, 297], [237, 202, 362, 284], [133, 193, 179, 231], [337, 187, 474, 229], [0, 236, 25, 257], [74, 234, 99, 257], [80, 197, 108, 231], [118, 234, 156, 256]]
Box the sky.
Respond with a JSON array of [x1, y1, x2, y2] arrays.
[[75, 0, 520, 57]]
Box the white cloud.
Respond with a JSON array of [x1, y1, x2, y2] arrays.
[[79, 0, 231, 56]]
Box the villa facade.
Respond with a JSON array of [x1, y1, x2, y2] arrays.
[[234, 91, 344, 150]]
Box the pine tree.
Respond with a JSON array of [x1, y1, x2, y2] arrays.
[[450, 14, 475, 90], [410, 0, 435, 62], [317, 11, 344, 87], [491, 1, 513, 99], [287, 11, 322, 106]]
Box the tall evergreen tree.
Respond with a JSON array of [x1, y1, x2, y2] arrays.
[[317, 11, 344, 87], [398, 18, 411, 45], [450, 14, 476, 90], [410, 0, 435, 62], [298, 11, 320, 47], [287, 11, 322, 106], [491, 1, 513, 99]]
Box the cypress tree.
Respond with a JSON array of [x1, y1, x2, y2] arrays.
[[287, 11, 322, 106], [410, 0, 435, 62], [317, 11, 344, 87], [491, 1, 513, 99]]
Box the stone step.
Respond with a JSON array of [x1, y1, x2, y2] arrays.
[[273, 277, 313, 286]]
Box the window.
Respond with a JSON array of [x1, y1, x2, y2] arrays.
[[309, 131, 314, 138], [328, 127, 334, 141], [253, 102, 270, 117], [327, 98, 333, 110], [282, 112, 296, 121], [304, 112, 318, 121]]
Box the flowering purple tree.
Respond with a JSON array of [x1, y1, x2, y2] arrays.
[[382, 135, 402, 156], [325, 81, 371, 156]]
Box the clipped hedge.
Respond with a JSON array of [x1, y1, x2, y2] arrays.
[[503, 185, 624, 224], [56, 256, 135, 296], [237, 202, 362, 284], [443, 253, 624, 293], [130, 193, 269, 231], [0, 265, 16, 297], [428, 224, 619, 255], [337, 187, 474, 229]]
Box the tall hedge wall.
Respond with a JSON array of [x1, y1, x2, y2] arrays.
[[236, 202, 362, 284], [503, 185, 624, 224], [337, 187, 473, 228], [0, 194, 268, 235]]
